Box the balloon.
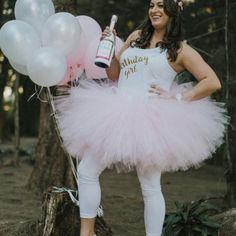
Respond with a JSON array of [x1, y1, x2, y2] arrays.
[[27, 47, 67, 87], [77, 15, 102, 40], [42, 12, 82, 56], [75, 66, 84, 78], [59, 64, 84, 85], [66, 31, 87, 67], [69, 15, 102, 68], [115, 36, 124, 54], [63, 31, 87, 85], [15, 0, 55, 35], [9, 60, 28, 75], [0, 20, 41, 65], [84, 37, 107, 79]]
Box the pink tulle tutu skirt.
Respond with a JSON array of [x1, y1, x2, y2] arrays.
[[55, 80, 228, 172]]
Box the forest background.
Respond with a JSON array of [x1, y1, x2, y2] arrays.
[[0, 0, 236, 235]]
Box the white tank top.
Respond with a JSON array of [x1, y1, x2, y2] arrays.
[[118, 47, 177, 96]]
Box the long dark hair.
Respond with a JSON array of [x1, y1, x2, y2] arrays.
[[131, 0, 184, 61]]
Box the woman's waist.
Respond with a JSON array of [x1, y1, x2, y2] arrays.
[[117, 79, 172, 94]]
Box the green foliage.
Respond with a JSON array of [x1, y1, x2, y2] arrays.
[[162, 199, 222, 236], [76, 0, 147, 39]]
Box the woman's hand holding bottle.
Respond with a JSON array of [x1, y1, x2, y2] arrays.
[[95, 15, 118, 68]]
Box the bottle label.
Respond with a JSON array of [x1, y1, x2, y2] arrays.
[[96, 38, 114, 61]]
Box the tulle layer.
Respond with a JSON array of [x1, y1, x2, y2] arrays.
[[55, 80, 228, 172]]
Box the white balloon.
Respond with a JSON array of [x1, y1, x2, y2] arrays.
[[42, 12, 82, 56], [9, 60, 28, 75], [27, 47, 67, 87], [15, 0, 55, 34], [0, 20, 41, 65]]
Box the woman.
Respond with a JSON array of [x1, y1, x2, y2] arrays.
[[56, 0, 228, 235]]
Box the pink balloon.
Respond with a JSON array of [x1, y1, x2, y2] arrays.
[[84, 36, 107, 79], [76, 15, 102, 40], [115, 36, 124, 54], [59, 63, 84, 85], [65, 15, 102, 76], [58, 28, 88, 85], [66, 31, 87, 66], [63, 30, 88, 85]]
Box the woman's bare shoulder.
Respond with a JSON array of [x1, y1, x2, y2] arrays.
[[170, 41, 199, 72], [176, 41, 214, 79], [178, 41, 200, 59]]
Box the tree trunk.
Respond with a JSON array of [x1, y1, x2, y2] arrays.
[[28, 0, 79, 195], [224, 0, 236, 207], [28, 85, 112, 236], [0, 72, 6, 143], [53, 0, 78, 15], [20, 77, 40, 136], [41, 188, 112, 236], [0, 0, 4, 141], [28, 2, 112, 235], [0, 58, 8, 143], [213, 209, 236, 236], [14, 73, 20, 166], [28, 89, 75, 192]]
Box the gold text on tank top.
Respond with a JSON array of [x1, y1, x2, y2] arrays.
[[121, 56, 149, 79]]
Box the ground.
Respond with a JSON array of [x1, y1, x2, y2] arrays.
[[0, 138, 227, 236]]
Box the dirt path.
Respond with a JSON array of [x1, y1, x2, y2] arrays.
[[0, 138, 226, 236]]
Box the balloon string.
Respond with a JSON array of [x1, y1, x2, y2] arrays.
[[46, 70, 87, 185], [46, 87, 78, 184], [52, 186, 104, 217], [35, 75, 103, 217], [28, 86, 80, 208], [67, 64, 83, 86], [27, 85, 47, 103]]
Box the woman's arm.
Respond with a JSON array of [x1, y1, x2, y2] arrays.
[[105, 54, 121, 81], [176, 43, 221, 101], [105, 30, 141, 81]]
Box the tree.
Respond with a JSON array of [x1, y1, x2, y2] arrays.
[[0, 58, 8, 143], [27, 1, 112, 235], [223, 0, 236, 207], [183, 0, 236, 207], [1, 0, 236, 232], [0, 1, 11, 143], [28, 89, 75, 192], [0, 0, 40, 143]]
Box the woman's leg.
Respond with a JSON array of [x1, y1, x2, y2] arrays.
[[137, 167, 165, 236], [77, 152, 106, 236]]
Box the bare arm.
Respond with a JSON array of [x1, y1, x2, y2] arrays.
[[177, 43, 221, 101], [105, 53, 121, 81], [105, 30, 141, 81]]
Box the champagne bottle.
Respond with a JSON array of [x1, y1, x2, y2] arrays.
[[95, 15, 118, 68]]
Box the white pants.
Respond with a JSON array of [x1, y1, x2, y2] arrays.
[[77, 152, 165, 236]]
